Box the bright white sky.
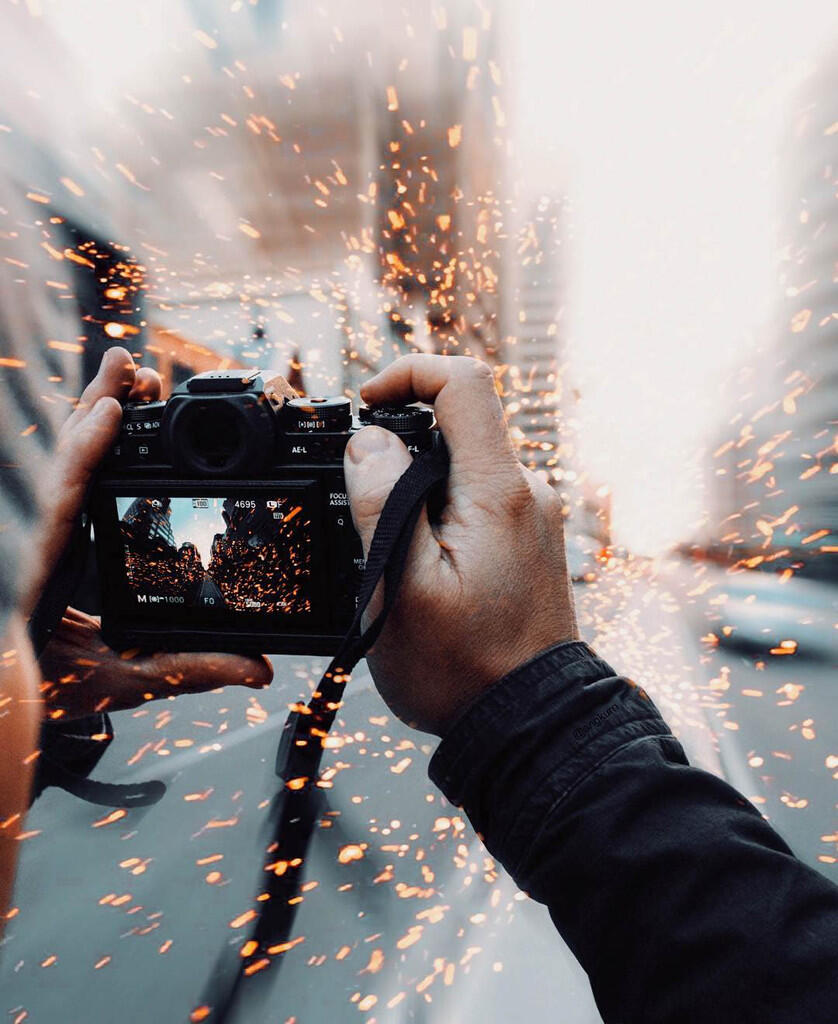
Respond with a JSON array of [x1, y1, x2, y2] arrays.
[[511, 0, 837, 552], [167, 498, 226, 567]]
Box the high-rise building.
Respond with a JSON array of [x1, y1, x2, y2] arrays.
[[769, 51, 837, 566], [702, 50, 837, 579], [502, 195, 569, 480], [500, 194, 610, 541], [122, 496, 176, 550]]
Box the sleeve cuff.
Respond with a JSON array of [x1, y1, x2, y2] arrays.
[[428, 640, 673, 874]]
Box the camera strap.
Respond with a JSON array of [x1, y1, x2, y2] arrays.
[[197, 438, 450, 1022], [275, 436, 449, 784]]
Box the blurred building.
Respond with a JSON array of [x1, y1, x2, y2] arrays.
[[0, 3, 148, 390], [499, 196, 565, 479], [122, 496, 176, 549], [701, 51, 837, 579], [501, 194, 610, 541], [503, 195, 568, 479], [65, 0, 509, 398]]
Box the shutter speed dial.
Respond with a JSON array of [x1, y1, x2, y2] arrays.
[[359, 404, 434, 434], [283, 396, 352, 432]]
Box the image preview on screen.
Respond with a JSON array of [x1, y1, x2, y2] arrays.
[[115, 495, 313, 615]]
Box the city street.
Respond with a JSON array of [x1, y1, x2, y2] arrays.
[[2, 563, 833, 1022], [197, 575, 225, 608], [1, 1, 835, 1021]]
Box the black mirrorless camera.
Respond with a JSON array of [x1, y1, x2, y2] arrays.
[[90, 369, 437, 655]]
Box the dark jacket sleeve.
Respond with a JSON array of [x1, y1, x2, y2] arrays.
[[31, 714, 113, 803], [429, 640, 838, 1024]]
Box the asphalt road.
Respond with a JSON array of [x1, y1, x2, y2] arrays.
[[197, 575, 225, 608], [662, 558, 836, 873], [1, 653, 602, 1023], [2, 561, 834, 1022]]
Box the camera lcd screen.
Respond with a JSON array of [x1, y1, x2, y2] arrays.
[[114, 494, 314, 618]]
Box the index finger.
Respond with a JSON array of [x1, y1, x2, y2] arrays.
[[360, 355, 519, 476], [61, 346, 137, 437]]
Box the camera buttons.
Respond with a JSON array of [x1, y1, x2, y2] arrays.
[[283, 395, 352, 432]]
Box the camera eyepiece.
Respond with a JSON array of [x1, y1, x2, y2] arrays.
[[168, 400, 251, 476]]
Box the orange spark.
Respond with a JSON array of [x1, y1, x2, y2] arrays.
[[337, 844, 366, 864], [92, 809, 126, 828], [60, 177, 85, 197], [230, 909, 257, 929], [193, 30, 217, 50]]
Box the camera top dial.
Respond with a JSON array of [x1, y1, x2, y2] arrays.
[[282, 396, 352, 432], [359, 404, 434, 434]]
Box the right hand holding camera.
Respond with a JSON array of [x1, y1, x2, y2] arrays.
[[344, 355, 579, 736]]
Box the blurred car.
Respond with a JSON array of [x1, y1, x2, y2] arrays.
[[705, 568, 836, 661]]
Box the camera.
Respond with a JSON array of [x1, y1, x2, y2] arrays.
[[90, 368, 438, 655]]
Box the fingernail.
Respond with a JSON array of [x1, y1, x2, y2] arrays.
[[347, 426, 391, 464], [99, 346, 119, 369]]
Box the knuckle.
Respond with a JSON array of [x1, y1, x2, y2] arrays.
[[498, 470, 534, 517], [459, 357, 494, 384], [536, 478, 564, 517]]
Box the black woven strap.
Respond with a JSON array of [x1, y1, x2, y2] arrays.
[[199, 437, 450, 1022], [35, 756, 166, 807], [274, 438, 449, 783]]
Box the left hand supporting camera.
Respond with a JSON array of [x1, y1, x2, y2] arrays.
[[39, 607, 271, 718], [29, 348, 273, 720]]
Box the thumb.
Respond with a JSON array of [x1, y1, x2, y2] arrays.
[[344, 425, 413, 557]]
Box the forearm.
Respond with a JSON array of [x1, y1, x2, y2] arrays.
[[430, 641, 838, 1024], [0, 614, 40, 929]]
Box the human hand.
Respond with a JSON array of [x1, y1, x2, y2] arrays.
[[343, 354, 578, 736], [27, 348, 273, 718], [22, 346, 159, 618], [39, 607, 272, 719]]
